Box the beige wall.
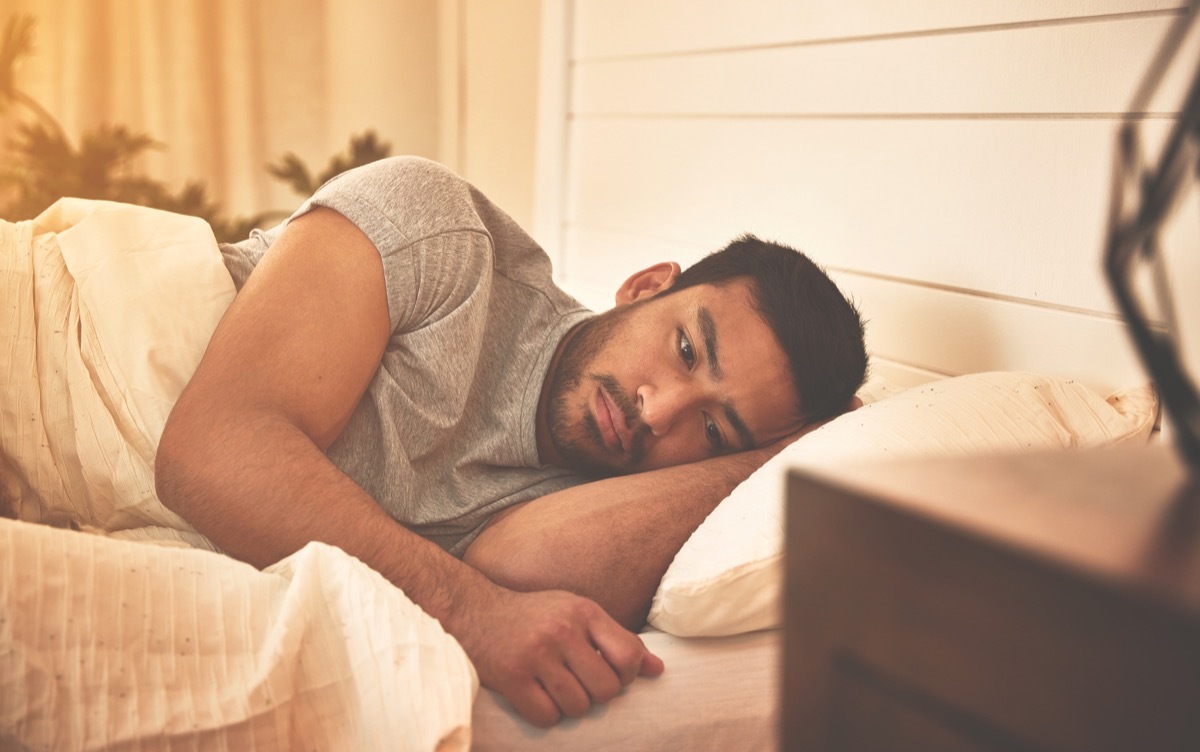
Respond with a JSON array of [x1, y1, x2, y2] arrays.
[[437, 0, 543, 230], [459, 0, 543, 231]]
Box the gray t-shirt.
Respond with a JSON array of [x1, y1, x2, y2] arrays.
[[219, 156, 592, 555]]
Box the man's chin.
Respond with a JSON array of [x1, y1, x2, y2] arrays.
[[550, 414, 629, 476]]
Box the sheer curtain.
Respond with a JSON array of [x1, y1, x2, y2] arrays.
[[3, 0, 440, 221]]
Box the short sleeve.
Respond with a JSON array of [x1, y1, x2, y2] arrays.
[[290, 157, 494, 333]]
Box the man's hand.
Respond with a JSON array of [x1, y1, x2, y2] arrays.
[[456, 587, 663, 726]]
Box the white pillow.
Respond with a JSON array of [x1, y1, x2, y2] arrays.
[[647, 371, 1157, 637]]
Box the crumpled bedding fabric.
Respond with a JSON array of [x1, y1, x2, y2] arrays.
[[1, 198, 231, 546], [0, 517, 478, 751], [1, 200, 479, 750]]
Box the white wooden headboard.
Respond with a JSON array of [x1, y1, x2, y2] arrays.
[[533, 0, 1200, 397]]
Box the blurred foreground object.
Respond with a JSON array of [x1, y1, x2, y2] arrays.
[[1105, 0, 1200, 469]]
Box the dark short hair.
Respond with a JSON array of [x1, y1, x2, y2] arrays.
[[666, 234, 868, 423]]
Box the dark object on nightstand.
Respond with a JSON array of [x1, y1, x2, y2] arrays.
[[781, 445, 1200, 751]]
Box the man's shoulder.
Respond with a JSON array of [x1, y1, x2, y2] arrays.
[[367, 155, 465, 187], [323, 156, 473, 207], [300, 157, 488, 252]]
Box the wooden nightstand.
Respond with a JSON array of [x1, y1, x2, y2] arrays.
[[781, 444, 1200, 752]]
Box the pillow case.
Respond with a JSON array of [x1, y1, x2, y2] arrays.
[[647, 371, 1157, 637]]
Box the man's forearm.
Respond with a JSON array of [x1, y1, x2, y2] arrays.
[[464, 446, 777, 630], [155, 408, 488, 627]]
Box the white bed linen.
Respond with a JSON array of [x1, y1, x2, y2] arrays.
[[471, 628, 780, 751], [1, 198, 231, 546], [0, 517, 478, 751]]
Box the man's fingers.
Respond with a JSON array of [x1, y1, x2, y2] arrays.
[[539, 666, 593, 718], [588, 615, 659, 686], [565, 647, 623, 704], [505, 681, 562, 728], [638, 648, 665, 677], [467, 589, 663, 728]]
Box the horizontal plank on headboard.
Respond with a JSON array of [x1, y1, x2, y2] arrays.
[[563, 117, 1191, 315], [865, 357, 952, 390], [572, 0, 1185, 60], [835, 273, 1150, 396], [573, 14, 1197, 116]]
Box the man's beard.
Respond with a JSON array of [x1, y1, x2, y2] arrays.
[[546, 306, 651, 476]]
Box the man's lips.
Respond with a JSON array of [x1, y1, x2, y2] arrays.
[[594, 386, 629, 454]]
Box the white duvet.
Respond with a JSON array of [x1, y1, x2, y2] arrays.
[[0, 200, 478, 750]]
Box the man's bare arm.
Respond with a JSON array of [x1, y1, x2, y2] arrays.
[[461, 389, 859, 631], [155, 208, 660, 727], [464, 446, 780, 630]]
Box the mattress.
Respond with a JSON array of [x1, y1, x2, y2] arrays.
[[471, 628, 780, 751]]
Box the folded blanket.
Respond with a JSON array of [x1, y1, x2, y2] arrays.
[[1, 198, 233, 546]]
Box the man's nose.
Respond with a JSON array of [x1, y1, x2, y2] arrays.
[[636, 379, 693, 437]]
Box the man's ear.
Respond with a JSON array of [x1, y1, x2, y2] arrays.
[[614, 262, 681, 306]]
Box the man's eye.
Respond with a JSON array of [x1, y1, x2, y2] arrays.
[[678, 330, 695, 368], [704, 414, 724, 449]]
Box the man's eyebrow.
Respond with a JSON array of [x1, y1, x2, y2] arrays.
[[697, 307, 757, 451], [725, 403, 756, 452], [698, 307, 722, 379]]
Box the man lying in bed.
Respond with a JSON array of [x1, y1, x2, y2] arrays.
[[154, 156, 868, 728]]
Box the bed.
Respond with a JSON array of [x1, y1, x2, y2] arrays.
[[3, 1, 1197, 750]]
